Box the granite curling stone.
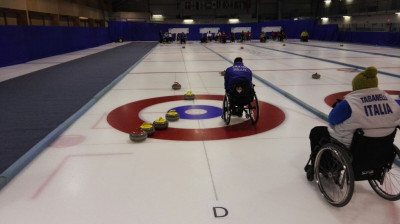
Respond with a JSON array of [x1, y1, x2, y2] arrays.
[[172, 82, 181, 90], [129, 128, 147, 142], [166, 109, 180, 121], [140, 122, 155, 136], [184, 91, 195, 100], [312, 72, 321, 79], [153, 117, 169, 130]]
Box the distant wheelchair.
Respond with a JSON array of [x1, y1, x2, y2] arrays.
[[306, 127, 400, 207], [222, 81, 259, 125]]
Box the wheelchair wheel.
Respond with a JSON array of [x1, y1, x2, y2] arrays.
[[368, 145, 400, 201], [314, 143, 354, 207], [222, 95, 231, 125], [248, 94, 259, 124]]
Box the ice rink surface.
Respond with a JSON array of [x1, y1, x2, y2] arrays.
[[0, 39, 399, 224]]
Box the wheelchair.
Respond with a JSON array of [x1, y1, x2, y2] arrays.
[[305, 127, 400, 207], [222, 81, 259, 125]]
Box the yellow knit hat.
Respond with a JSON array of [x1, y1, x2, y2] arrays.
[[352, 66, 378, 91]]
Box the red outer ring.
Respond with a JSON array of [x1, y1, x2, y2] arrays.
[[107, 95, 285, 141]]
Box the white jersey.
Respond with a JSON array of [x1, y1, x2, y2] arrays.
[[328, 88, 400, 147]]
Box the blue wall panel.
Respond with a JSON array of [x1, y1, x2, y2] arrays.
[[108, 19, 316, 42], [0, 26, 29, 67], [1, 20, 399, 68], [313, 24, 400, 47], [0, 26, 110, 67]]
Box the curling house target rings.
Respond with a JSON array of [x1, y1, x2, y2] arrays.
[[107, 95, 285, 141]]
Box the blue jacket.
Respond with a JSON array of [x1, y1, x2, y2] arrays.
[[224, 62, 253, 92]]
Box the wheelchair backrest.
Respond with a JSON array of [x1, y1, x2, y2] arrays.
[[231, 80, 254, 95], [350, 128, 398, 181], [229, 80, 255, 106]]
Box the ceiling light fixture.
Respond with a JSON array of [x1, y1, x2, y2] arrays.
[[229, 18, 239, 23], [183, 19, 193, 23]]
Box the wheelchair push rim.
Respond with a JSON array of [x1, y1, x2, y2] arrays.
[[368, 145, 400, 201], [247, 94, 259, 124], [222, 95, 231, 125], [314, 144, 354, 207]]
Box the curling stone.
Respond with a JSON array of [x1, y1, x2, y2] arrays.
[[340, 44, 344, 47], [220, 70, 226, 76], [182, 46, 186, 48], [129, 128, 147, 142], [184, 91, 195, 100], [140, 122, 155, 136], [282, 43, 286, 46], [166, 109, 180, 121], [153, 117, 169, 130], [240, 46, 244, 49], [172, 82, 181, 90], [312, 72, 321, 79]]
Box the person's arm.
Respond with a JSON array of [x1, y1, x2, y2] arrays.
[[328, 100, 352, 125], [224, 68, 231, 91], [245, 68, 253, 86]]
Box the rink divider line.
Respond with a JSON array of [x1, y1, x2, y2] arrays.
[[130, 66, 400, 75], [290, 42, 400, 59], [245, 43, 400, 79], [200, 43, 329, 122], [144, 55, 378, 61], [131, 68, 339, 74], [142, 59, 227, 62], [0, 44, 159, 191]]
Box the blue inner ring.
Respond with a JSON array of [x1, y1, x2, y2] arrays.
[[170, 105, 222, 120]]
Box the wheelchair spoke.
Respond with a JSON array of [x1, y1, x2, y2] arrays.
[[383, 171, 400, 194], [222, 95, 231, 125], [248, 95, 259, 124], [369, 156, 400, 200], [315, 145, 354, 207]]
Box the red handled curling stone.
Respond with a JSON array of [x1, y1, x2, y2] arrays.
[[129, 128, 147, 142], [312, 72, 321, 79], [172, 82, 181, 90]]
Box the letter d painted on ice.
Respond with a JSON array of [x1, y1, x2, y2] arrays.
[[213, 207, 229, 218]]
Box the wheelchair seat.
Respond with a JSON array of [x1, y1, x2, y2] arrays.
[[222, 81, 259, 125], [309, 127, 400, 207], [227, 80, 255, 107]]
